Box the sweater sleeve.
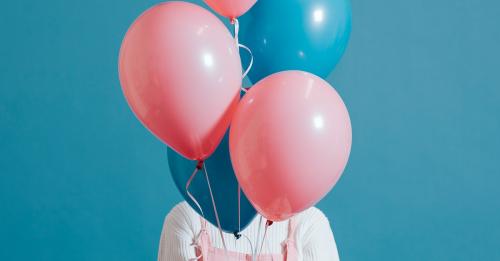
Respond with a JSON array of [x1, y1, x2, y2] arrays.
[[158, 202, 199, 261], [298, 207, 340, 261]]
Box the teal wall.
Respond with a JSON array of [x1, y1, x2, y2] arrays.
[[1, 0, 499, 260]]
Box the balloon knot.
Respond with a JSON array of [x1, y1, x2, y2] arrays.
[[196, 160, 204, 170], [266, 220, 274, 227], [233, 231, 242, 240], [230, 18, 236, 24]]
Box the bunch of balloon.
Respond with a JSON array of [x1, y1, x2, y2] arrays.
[[118, 0, 352, 243]]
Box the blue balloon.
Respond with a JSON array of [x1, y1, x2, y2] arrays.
[[239, 0, 352, 82], [167, 132, 257, 233]]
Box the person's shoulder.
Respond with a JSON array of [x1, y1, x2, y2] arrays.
[[167, 201, 197, 218], [295, 206, 330, 223], [159, 202, 201, 256], [292, 206, 332, 234], [163, 201, 200, 233], [293, 207, 339, 260]]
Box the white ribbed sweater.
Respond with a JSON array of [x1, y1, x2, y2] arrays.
[[158, 202, 340, 260]]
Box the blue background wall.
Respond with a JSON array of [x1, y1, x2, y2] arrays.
[[1, 0, 499, 260]]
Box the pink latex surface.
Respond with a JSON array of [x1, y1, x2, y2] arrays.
[[119, 2, 242, 160], [230, 71, 352, 221], [204, 0, 257, 19]]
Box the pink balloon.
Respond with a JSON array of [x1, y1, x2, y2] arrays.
[[229, 71, 352, 221], [119, 2, 242, 160], [204, 0, 257, 19]]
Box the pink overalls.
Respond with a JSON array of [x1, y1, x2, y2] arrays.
[[193, 217, 298, 261]]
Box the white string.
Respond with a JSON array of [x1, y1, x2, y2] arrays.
[[236, 185, 257, 260], [241, 234, 256, 261], [254, 216, 263, 256], [202, 162, 229, 261], [232, 18, 253, 91], [186, 163, 204, 218], [239, 44, 253, 80], [258, 221, 271, 256], [238, 185, 241, 233], [186, 162, 205, 261]]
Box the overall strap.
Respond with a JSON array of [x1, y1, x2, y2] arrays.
[[284, 217, 298, 261], [199, 216, 207, 231], [287, 218, 297, 241], [191, 217, 211, 261]]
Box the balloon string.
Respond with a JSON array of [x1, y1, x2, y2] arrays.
[[235, 186, 256, 260], [185, 161, 205, 261], [254, 216, 263, 256], [232, 18, 253, 91], [258, 220, 273, 256], [202, 163, 228, 252], [238, 185, 241, 233], [241, 234, 256, 261], [186, 161, 205, 218], [239, 44, 253, 80]]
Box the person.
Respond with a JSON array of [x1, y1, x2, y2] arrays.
[[158, 201, 340, 260]]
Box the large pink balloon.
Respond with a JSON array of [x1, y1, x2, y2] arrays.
[[204, 0, 257, 19], [229, 71, 352, 221], [119, 2, 242, 160]]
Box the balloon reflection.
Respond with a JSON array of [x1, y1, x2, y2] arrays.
[[203, 53, 214, 68], [313, 8, 324, 24], [314, 115, 325, 130]]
